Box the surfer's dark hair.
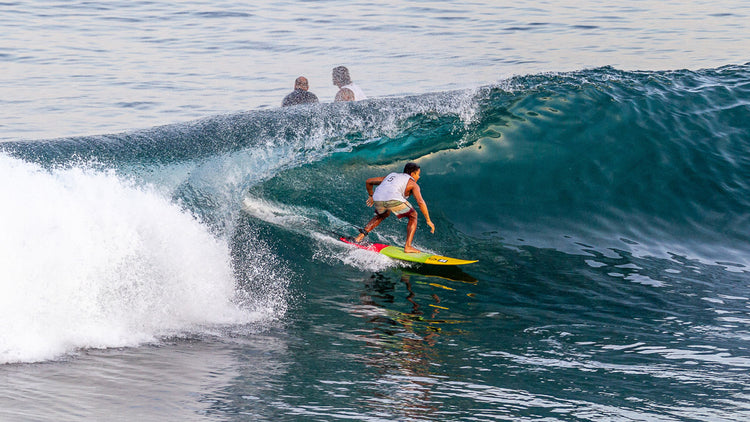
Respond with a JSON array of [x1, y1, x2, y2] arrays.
[[404, 162, 420, 175]]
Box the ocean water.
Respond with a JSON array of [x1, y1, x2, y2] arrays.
[[1, 1, 750, 421]]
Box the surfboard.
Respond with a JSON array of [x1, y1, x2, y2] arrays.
[[339, 237, 477, 266]]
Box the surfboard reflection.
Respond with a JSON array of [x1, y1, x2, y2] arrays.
[[402, 263, 478, 285], [340, 267, 480, 419]]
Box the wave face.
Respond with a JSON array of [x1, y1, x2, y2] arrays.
[[2, 64, 749, 362]]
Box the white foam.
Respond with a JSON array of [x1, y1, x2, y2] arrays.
[[0, 155, 267, 364], [311, 232, 400, 273], [243, 196, 403, 272]]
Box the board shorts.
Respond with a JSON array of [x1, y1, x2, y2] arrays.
[[373, 200, 416, 219]]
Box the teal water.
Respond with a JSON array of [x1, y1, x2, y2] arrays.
[[3, 66, 750, 420], [2, 1, 750, 421]]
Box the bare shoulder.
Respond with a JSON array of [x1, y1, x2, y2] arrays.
[[406, 178, 421, 193]]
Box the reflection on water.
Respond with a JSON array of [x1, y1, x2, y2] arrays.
[[343, 270, 476, 420], [404, 263, 479, 285], [305, 243, 750, 421]]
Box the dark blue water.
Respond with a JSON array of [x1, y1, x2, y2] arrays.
[[2, 65, 750, 420]]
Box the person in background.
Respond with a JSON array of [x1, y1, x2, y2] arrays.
[[332, 66, 367, 101], [282, 76, 319, 107], [353, 162, 435, 253]]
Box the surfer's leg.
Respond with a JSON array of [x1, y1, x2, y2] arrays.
[[353, 227, 369, 243], [354, 211, 390, 243], [403, 210, 420, 253]]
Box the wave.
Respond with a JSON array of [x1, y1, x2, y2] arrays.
[[4, 65, 750, 262], [0, 155, 283, 364], [2, 64, 749, 361], [239, 64, 750, 268]]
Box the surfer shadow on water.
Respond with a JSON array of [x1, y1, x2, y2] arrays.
[[342, 267, 478, 418]]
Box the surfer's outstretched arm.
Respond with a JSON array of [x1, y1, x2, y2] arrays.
[[410, 184, 435, 234]]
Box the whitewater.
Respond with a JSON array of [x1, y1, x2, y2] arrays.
[[2, 1, 750, 421]]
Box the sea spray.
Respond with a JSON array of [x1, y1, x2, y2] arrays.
[[0, 155, 272, 363]]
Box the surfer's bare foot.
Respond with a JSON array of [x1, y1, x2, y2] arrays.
[[354, 233, 365, 243], [403, 246, 420, 253]]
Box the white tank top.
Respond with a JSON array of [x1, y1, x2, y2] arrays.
[[342, 83, 367, 100], [373, 172, 412, 202]]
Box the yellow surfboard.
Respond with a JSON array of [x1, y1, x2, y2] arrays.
[[340, 237, 477, 266]]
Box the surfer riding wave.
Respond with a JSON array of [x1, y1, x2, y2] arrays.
[[354, 162, 435, 253]]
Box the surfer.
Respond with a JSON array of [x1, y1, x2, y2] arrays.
[[282, 76, 319, 106], [332, 66, 367, 101], [354, 162, 435, 253]]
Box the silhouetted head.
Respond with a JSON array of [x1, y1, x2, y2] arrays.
[[332, 66, 352, 87], [294, 76, 309, 91]]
